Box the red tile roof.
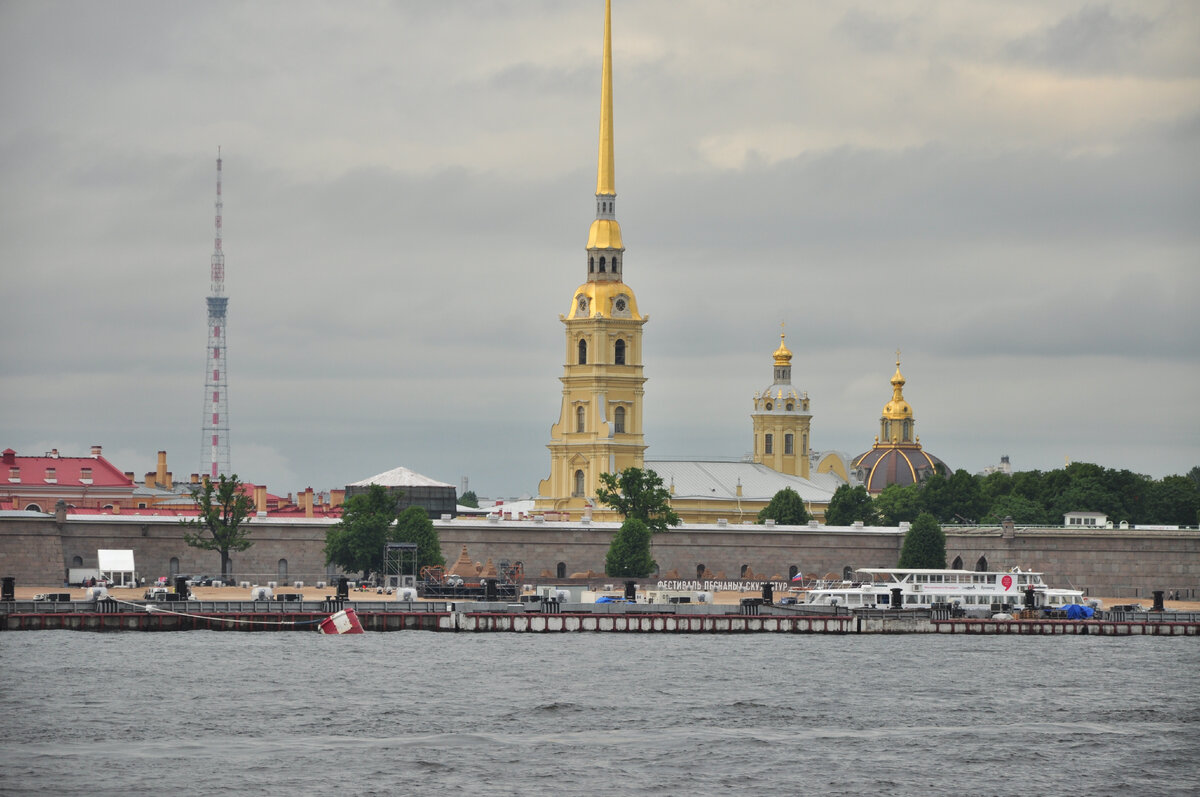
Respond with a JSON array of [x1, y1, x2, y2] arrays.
[[1, 448, 133, 487]]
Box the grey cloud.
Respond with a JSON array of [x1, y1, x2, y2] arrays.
[[1005, 5, 1154, 74]]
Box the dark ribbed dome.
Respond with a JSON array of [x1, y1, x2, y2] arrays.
[[852, 445, 949, 493]]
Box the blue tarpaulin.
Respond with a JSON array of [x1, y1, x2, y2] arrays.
[[1064, 604, 1094, 620]]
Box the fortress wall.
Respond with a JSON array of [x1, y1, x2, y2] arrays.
[[0, 517, 65, 585], [1, 515, 1197, 597]]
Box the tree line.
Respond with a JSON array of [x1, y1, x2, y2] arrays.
[[759, 463, 1200, 529]]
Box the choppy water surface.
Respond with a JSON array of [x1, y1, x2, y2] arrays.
[[1, 632, 1198, 796]]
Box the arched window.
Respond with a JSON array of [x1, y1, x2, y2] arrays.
[[573, 469, 585, 497], [169, 557, 180, 577], [575, 406, 585, 433], [599, 256, 606, 272], [614, 339, 626, 365], [24, 503, 42, 512], [739, 564, 749, 578], [903, 420, 912, 441], [786, 402, 794, 411], [556, 562, 567, 579], [71, 555, 83, 567], [589, 256, 595, 273], [278, 559, 288, 581], [577, 339, 587, 364], [614, 406, 626, 434], [764, 434, 773, 455], [613, 256, 620, 273], [951, 555, 963, 570], [784, 433, 794, 455], [843, 565, 854, 581], [975, 556, 989, 572], [696, 564, 706, 581]]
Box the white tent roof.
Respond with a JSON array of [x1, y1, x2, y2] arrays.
[[98, 549, 135, 571], [348, 466, 454, 489], [645, 460, 842, 503]]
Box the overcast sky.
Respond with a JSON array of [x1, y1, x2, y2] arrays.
[[2, 1, 1197, 499]]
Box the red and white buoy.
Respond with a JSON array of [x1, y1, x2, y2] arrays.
[[318, 607, 365, 634]]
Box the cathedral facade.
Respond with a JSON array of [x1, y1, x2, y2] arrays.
[[535, 2, 942, 523]]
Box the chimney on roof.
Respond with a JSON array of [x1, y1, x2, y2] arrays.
[[330, 488, 345, 508], [305, 487, 314, 518], [1, 449, 15, 465], [124, 471, 135, 482], [190, 473, 200, 484], [156, 451, 167, 487], [254, 485, 267, 514], [145, 472, 156, 487], [165, 471, 173, 490], [49, 449, 59, 458], [91, 445, 102, 457]]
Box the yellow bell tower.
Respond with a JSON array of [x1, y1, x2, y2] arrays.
[[538, 0, 647, 512], [751, 329, 812, 478]]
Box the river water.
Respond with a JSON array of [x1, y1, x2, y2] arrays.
[[1, 632, 1197, 796]]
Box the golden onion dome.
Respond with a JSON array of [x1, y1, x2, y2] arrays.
[[881, 356, 913, 419], [567, 280, 642, 320], [773, 333, 793, 367], [587, 218, 624, 250]]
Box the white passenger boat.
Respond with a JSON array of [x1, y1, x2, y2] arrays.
[[803, 567, 1090, 610]]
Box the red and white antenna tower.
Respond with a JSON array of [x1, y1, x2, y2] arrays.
[[201, 147, 231, 479]]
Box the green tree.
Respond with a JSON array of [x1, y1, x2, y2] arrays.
[[897, 512, 946, 568], [918, 464, 954, 521], [873, 483, 923, 526], [824, 484, 879, 526], [458, 490, 479, 508], [595, 467, 681, 534], [181, 474, 255, 582], [394, 506, 447, 570], [1143, 475, 1200, 526], [980, 494, 1047, 525], [605, 517, 656, 577], [944, 468, 987, 523], [979, 470, 1014, 504], [757, 487, 810, 525], [323, 484, 399, 580]]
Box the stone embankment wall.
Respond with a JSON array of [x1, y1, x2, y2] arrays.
[[0, 514, 1197, 598]]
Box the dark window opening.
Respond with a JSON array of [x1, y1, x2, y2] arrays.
[[578, 339, 587, 365], [614, 339, 626, 365]]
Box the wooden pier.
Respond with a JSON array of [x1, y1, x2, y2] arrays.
[[3, 600, 1198, 635]]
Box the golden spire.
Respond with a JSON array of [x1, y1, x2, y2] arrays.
[[773, 327, 793, 366], [586, 0, 623, 254], [596, 0, 615, 196], [883, 349, 913, 421]]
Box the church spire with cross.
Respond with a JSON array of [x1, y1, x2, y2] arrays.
[[538, 0, 648, 513]]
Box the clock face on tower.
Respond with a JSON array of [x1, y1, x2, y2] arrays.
[[615, 298, 626, 312], [578, 297, 588, 313]]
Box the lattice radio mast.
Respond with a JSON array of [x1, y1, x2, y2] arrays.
[[201, 147, 231, 479]]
